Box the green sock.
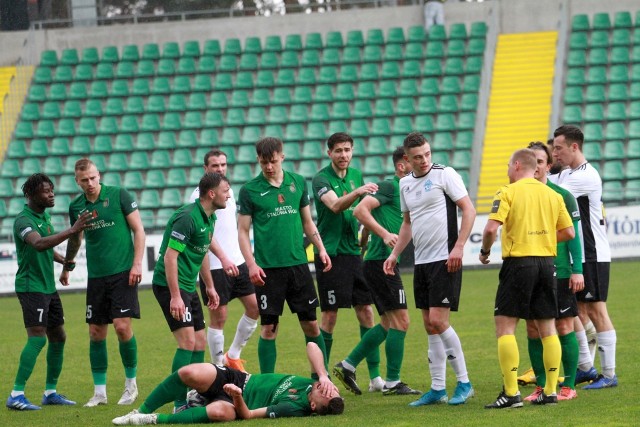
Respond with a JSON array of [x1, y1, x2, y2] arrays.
[[385, 328, 406, 382], [119, 335, 138, 379], [45, 340, 65, 390], [139, 371, 185, 414], [345, 324, 386, 371], [305, 334, 329, 372], [171, 348, 193, 408], [527, 336, 545, 387], [191, 350, 205, 364], [158, 406, 210, 424], [258, 337, 276, 373], [90, 340, 108, 386], [560, 332, 579, 389], [13, 336, 46, 391], [320, 329, 333, 364], [361, 325, 381, 379]]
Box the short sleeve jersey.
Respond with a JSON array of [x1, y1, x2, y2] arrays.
[[14, 205, 56, 293], [189, 187, 244, 269], [152, 200, 215, 293], [238, 171, 309, 268], [552, 162, 611, 263], [489, 178, 573, 258], [399, 165, 468, 264], [364, 177, 403, 261], [547, 181, 582, 278], [243, 374, 313, 418], [68, 185, 138, 278], [312, 165, 363, 256]]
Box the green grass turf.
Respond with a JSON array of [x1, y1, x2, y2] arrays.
[[1, 261, 639, 426]]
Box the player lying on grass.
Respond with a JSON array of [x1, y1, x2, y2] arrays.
[[112, 342, 343, 425]]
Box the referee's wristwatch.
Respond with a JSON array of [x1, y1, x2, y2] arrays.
[[63, 260, 76, 272], [479, 248, 491, 256]]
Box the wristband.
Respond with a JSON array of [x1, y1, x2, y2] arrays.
[[63, 261, 76, 272], [479, 248, 491, 256]]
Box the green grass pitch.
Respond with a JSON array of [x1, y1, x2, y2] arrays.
[[1, 261, 639, 426]]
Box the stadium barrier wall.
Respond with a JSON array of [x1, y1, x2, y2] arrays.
[[1, 204, 639, 294]]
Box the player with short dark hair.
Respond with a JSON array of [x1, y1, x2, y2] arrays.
[[480, 148, 575, 408], [62, 158, 146, 407], [111, 343, 343, 425], [384, 133, 476, 406], [152, 172, 228, 410], [312, 132, 381, 390], [7, 174, 91, 410], [188, 150, 258, 372], [237, 137, 331, 374]]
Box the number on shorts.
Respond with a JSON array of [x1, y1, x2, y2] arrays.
[[260, 295, 268, 310], [86, 305, 93, 319], [184, 307, 192, 322], [327, 290, 336, 305], [398, 289, 406, 305], [37, 308, 44, 323]]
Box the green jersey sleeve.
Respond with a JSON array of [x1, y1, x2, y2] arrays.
[[370, 180, 394, 206], [119, 187, 139, 216], [167, 211, 195, 253], [265, 401, 310, 418], [237, 185, 253, 216], [312, 173, 332, 200]]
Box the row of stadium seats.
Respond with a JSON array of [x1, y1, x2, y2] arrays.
[[571, 11, 640, 31], [37, 23, 489, 67]]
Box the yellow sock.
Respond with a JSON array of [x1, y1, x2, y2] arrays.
[[542, 335, 561, 395], [497, 335, 519, 396]]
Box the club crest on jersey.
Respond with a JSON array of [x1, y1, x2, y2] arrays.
[[423, 179, 433, 192], [103, 198, 109, 208], [278, 194, 285, 204], [289, 182, 296, 193]]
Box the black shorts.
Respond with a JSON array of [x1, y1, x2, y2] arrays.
[[494, 257, 557, 320], [363, 260, 407, 315], [153, 284, 206, 332], [201, 365, 249, 404], [199, 263, 255, 307], [577, 261, 610, 303], [413, 260, 462, 311], [18, 292, 65, 329], [256, 264, 318, 317], [315, 254, 373, 310], [86, 270, 140, 324], [556, 278, 578, 319]]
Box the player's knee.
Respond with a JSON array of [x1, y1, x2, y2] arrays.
[[206, 403, 237, 422], [178, 364, 200, 384]]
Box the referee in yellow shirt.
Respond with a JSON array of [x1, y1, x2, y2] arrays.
[[479, 149, 575, 408]]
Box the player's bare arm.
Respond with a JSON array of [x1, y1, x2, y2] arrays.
[[200, 255, 219, 310], [479, 219, 501, 265], [126, 210, 146, 286], [301, 206, 331, 272], [447, 196, 476, 273], [320, 183, 379, 214], [164, 247, 186, 321], [354, 196, 399, 248], [383, 212, 412, 275], [238, 214, 266, 286]]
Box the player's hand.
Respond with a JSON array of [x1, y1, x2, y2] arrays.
[[479, 253, 490, 264], [170, 296, 186, 322], [70, 211, 93, 233], [359, 183, 379, 196], [317, 377, 339, 398], [59, 269, 70, 286], [383, 257, 397, 275], [446, 246, 463, 272], [206, 287, 220, 310], [248, 264, 266, 286], [318, 251, 332, 272], [569, 273, 584, 293], [129, 263, 142, 286], [223, 383, 242, 397], [221, 259, 239, 277], [383, 233, 399, 248]]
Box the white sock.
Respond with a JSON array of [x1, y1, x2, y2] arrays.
[[440, 326, 470, 383], [384, 379, 399, 388], [10, 391, 25, 398], [341, 360, 356, 372], [584, 320, 597, 363], [207, 327, 224, 365], [125, 377, 137, 389], [428, 334, 446, 390], [575, 329, 593, 371], [597, 330, 617, 378], [228, 314, 258, 360], [95, 385, 106, 396], [44, 389, 56, 397]]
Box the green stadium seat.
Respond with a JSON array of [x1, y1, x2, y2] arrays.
[[590, 31, 609, 48], [149, 150, 171, 168], [345, 29, 364, 47], [218, 55, 237, 72], [161, 112, 181, 131], [612, 28, 631, 46], [629, 120, 640, 139], [231, 164, 253, 183], [283, 142, 301, 160], [200, 129, 219, 145], [27, 84, 47, 102], [359, 63, 379, 81], [123, 97, 143, 115], [131, 78, 150, 96], [40, 50, 57, 66], [241, 126, 261, 144], [363, 157, 385, 175], [208, 93, 228, 111], [470, 21, 487, 38], [468, 38, 486, 57], [222, 38, 241, 56], [370, 118, 391, 136], [438, 95, 459, 113], [121, 115, 139, 133], [167, 93, 187, 112], [571, 14, 589, 31], [587, 48, 608, 66], [429, 24, 447, 41], [403, 43, 424, 61], [592, 12, 611, 30], [425, 41, 445, 58], [220, 127, 241, 145], [172, 75, 191, 93], [120, 44, 139, 62], [447, 40, 466, 57], [355, 81, 375, 99], [0, 159, 21, 178], [35, 120, 56, 138], [605, 102, 627, 121], [563, 86, 583, 104], [59, 48, 78, 66], [275, 68, 295, 86], [93, 135, 113, 152], [628, 160, 640, 179], [362, 45, 382, 63], [335, 83, 355, 101], [441, 76, 461, 94], [584, 104, 604, 122], [229, 90, 250, 108], [406, 25, 426, 43], [630, 101, 640, 119], [348, 100, 368, 119], [414, 115, 435, 134], [563, 105, 582, 123], [416, 96, 437, 114], [226, 108, 246, 126], [28, 139, 48, 157], [307, 122, 327, 140], [325, 31, 343, 49], [167, 168, 188, 187], [284, 34, 303, 51], [97, 116, 118, 134], [432, 133, 454, 151], [139, 43, 159, 61], [378, 81, 397, 98], [613, 11, 632, 28], [585, 67, 606, 85], [188, 92, 207, 110], [22, 158, 42, 176], [139, 188, 160, 207], [8, 197, 25, 216], [34, 66, 52, 84], [213, 73, 233, 90], [602, 161, 624, 181], [268, 105, 288, 124], [567, 50, 587, 68], [384, 44, 404, 62], [113, 134, 134, 152], [176, 57, 197, 75], [610, 65, 629, 83], [305, 32, 323, 50], [177, 130, 198, 148], [14, 121, 34, 139], [260, 52, 279, 69], [53, 65, 74, 82], [40, 101, 60, 119], [139, 113, 160, 132], [197, 56, 216, 74], [268, 87, 288, 105], [147, 95, 166, 113], [582, 142, 602, 161], [342, 47, 361, 64], [78, 47, 98, 65], [204, 110, 224, 127], [156, 58, 175, 76], [374, 98, 394, 117], [246, 107, 267, 125], [444, 57, 465, 75], [183, 111, 202, 129], [611, 47, 630, 64], [203, 39, 221, 56], [256, 70, 275, 88], [235, 145, 254, 163], [423, 59, 442, 77], [569, 33, 588, 50], [289, 104, 308, 122], [583, 123, 604, 141], [584, 85, 605, 103], [0, 178, 14, 198], [105, 98, 125, 116], [604, 141, 626, 160], [449, 22, 467, 39], [264, 35, 282, 52], [462, 75, 480, 93], [625, 179, 640, 201], [380, 62, 400, 79], [605, 122, 626, 140], [161, 41, 180, 59], [283, 123, 304, 141], [7, 140, 28, 158]]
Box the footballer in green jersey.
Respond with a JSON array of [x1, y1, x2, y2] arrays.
[[238, 137, 330, 374], [8, 173, 90, 411]]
